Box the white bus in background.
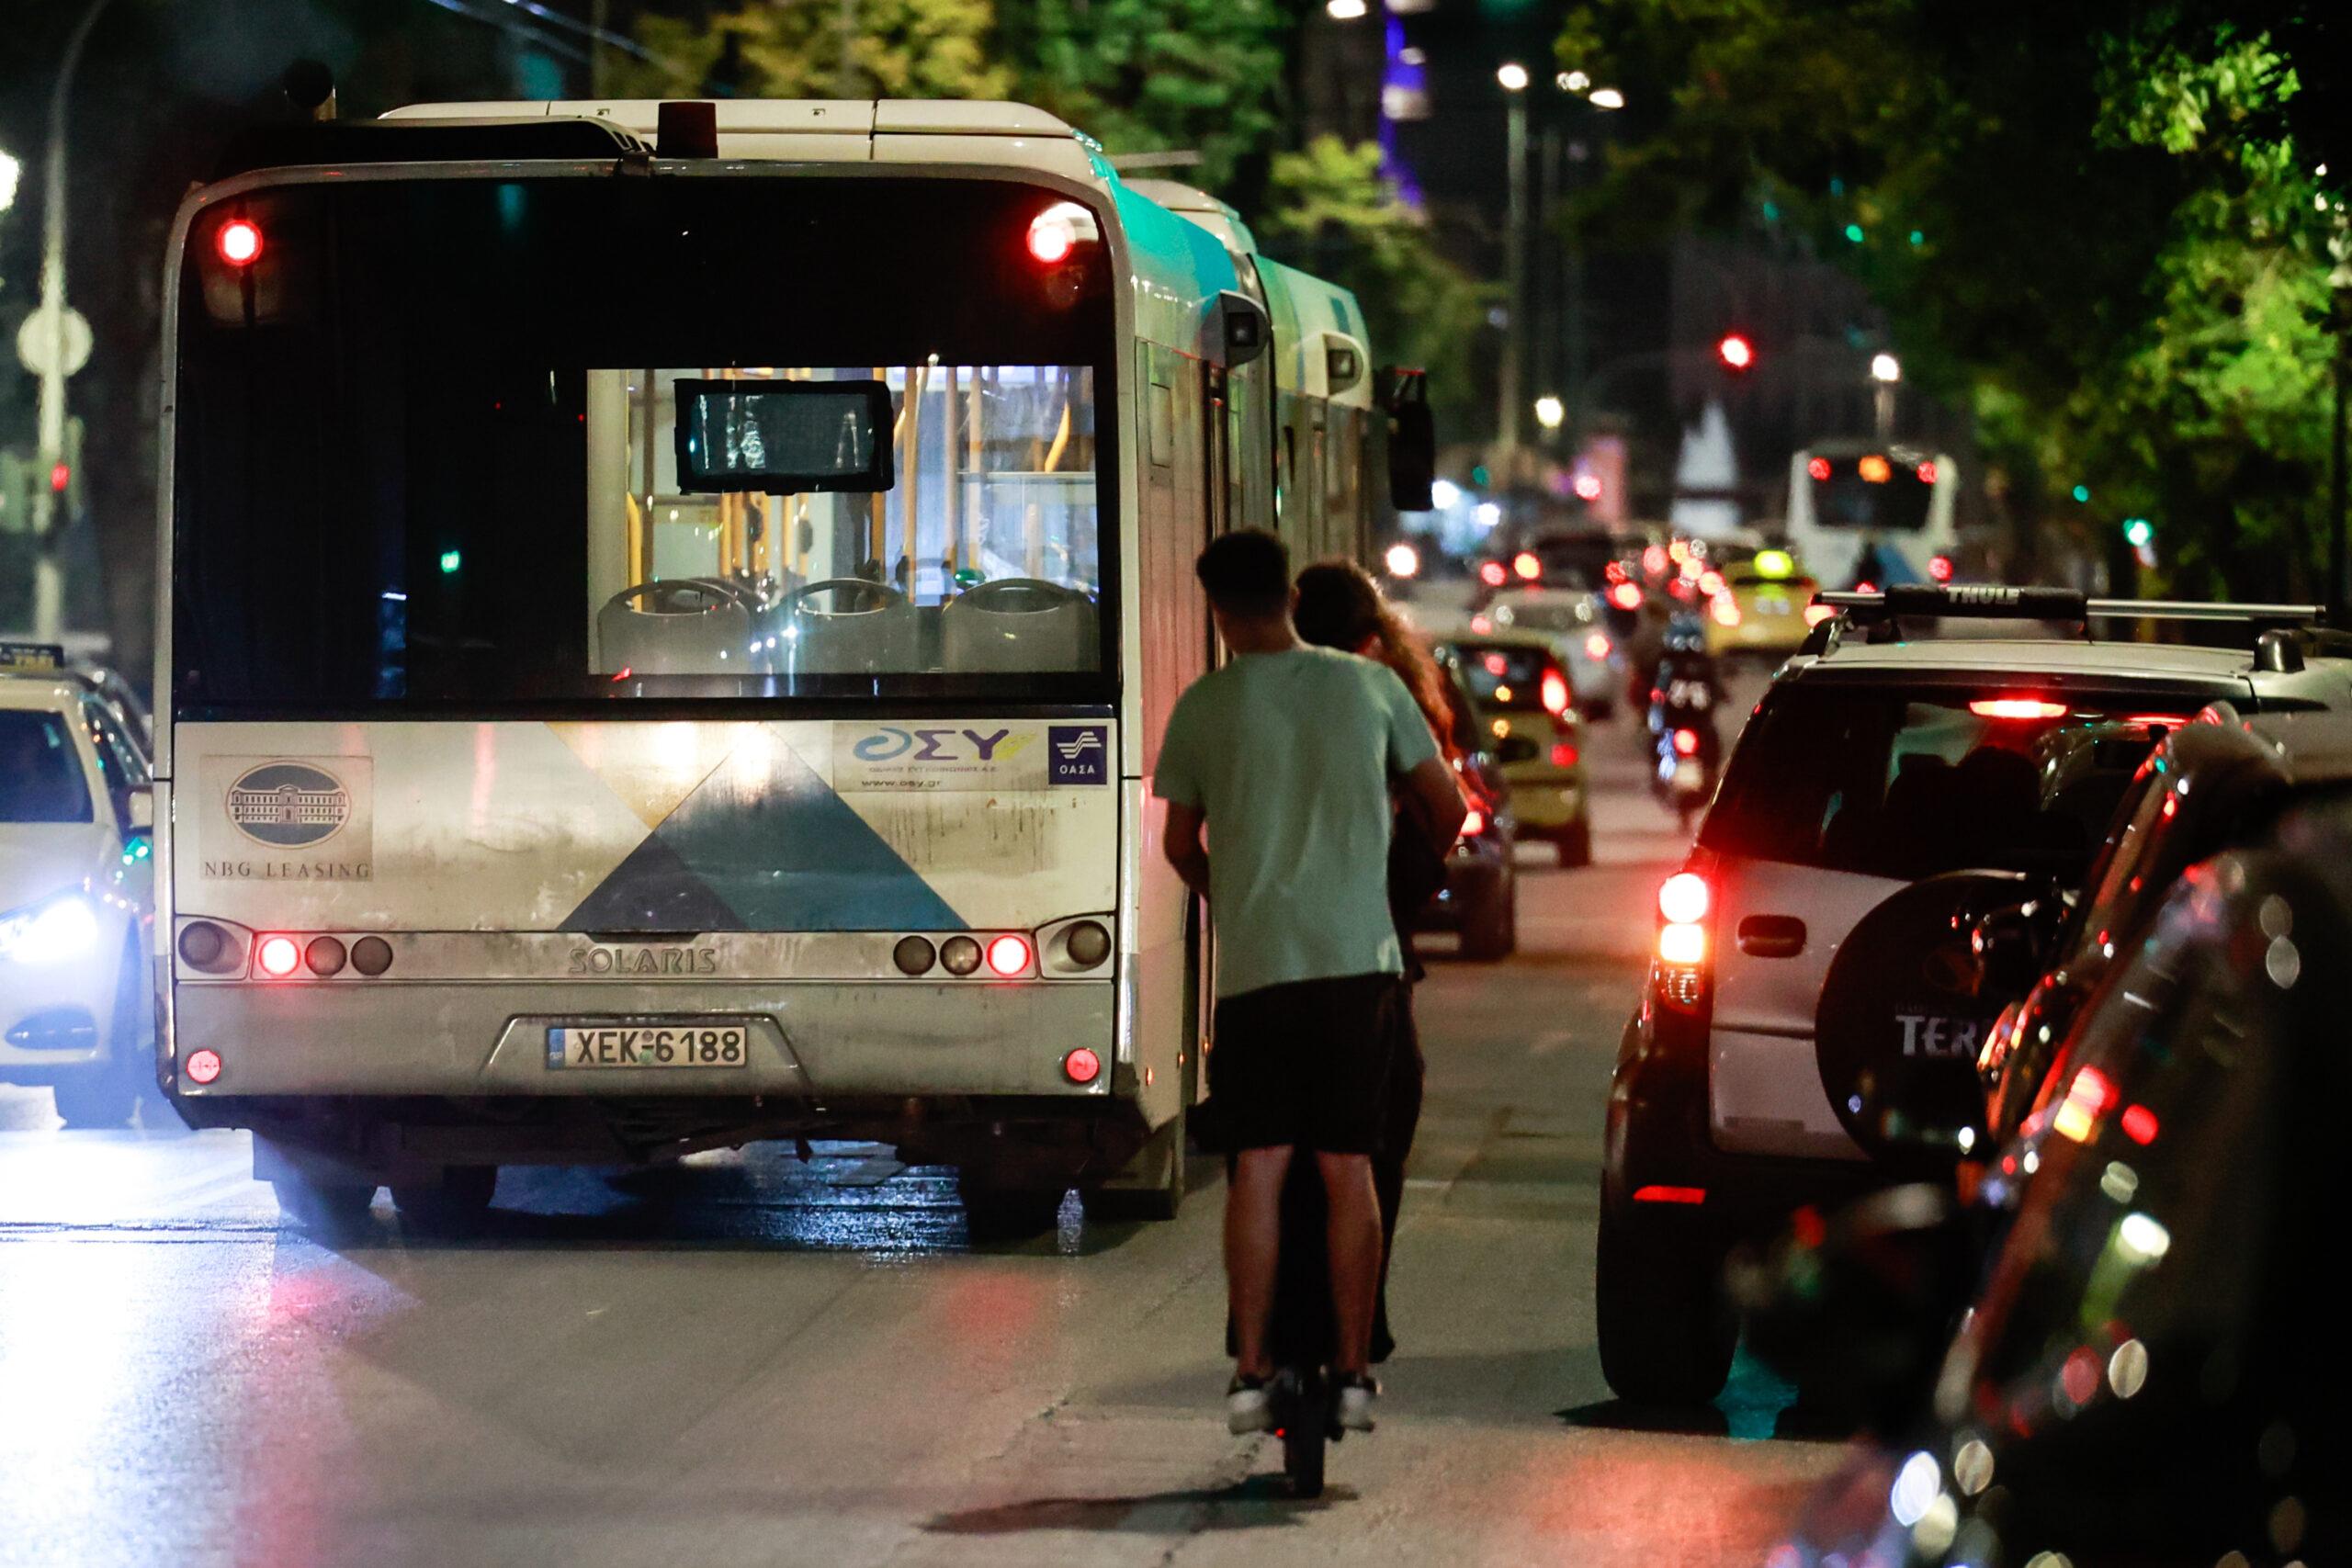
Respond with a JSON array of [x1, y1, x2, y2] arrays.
[[153, 98, 1425, 1235], [1784, 438, 1962, 590]]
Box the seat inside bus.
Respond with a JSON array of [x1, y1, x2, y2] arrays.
[[941, 579, 1097, 671]]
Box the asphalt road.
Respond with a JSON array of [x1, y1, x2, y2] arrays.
[[0, 693, 1842, 1568]]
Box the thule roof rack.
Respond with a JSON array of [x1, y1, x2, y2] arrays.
[[1800, 585, 2328, 658]]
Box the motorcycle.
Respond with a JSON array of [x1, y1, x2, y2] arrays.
[[1647, 673, 1721, 832]]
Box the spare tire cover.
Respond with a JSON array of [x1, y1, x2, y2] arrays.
[[1815, 871, 2028, 1164]]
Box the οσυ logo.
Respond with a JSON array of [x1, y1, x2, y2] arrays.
[[226, 761, 352, 849]]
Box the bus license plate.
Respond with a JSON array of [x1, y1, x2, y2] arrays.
[[548, 1024, 750, 1069]]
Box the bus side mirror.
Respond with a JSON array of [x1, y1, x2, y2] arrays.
[[1211, 291, 1270, 368], [1382, 366, 1435, 513]]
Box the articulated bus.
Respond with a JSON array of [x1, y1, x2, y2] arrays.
[[1785, 437, 1962, 590], [154, 99, 1429, 1234]]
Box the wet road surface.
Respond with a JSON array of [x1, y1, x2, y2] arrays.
[[0, 697, 1843, 1568]]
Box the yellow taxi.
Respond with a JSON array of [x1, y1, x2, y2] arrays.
[[1703, 548, 1826, 660], [0, 643, 159, 1127], [1440, 630, 1592, 866]]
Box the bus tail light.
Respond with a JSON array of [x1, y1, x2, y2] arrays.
[[255, 935, 301, 977], [1063, 1047, 1102, 1085], [1026, 211, 1076, 264], [185, 1048, 223, 1086], [1928, 554, 1954, 582], [894, 936, 937, 976], [217, 218, 264, 267], [985, 933, 1033, 977], [177, 920, 240, 975]]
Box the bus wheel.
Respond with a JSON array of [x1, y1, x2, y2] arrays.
[[957, 1172, 1068, 1242], [273, 1173, 379, 1235], [392, 1167, 500, 1235], [1081, 1111, 1186, 1223]]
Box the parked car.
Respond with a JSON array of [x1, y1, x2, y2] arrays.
[[1408, 663, 1520, 961]]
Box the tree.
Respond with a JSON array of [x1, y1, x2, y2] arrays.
[[1555, 0, 2347, 595], [616, 0, 1011, 101], [998, 0, 1288, 197], [1255, 136, 1489, 429]]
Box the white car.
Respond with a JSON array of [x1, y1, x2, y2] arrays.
[[1470, 587, 1620, 718], [0, 644, 159, 1127]]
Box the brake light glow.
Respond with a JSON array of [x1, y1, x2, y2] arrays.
[[184, 1048, 223, 1086], [1550, 742, 1578, 767], [985, 934, 1033, 977], [1026, 210, 1077, 264], [1806, 457, 1832, 482], [256, 935, 301, 977], [1460, 806, 1487, 839], [2120, 1104, 2159, 1145], [1928, 554, 1954, 582], [1541, 669, 1570, 715], [1699, 570, 1724, 598], [1657, 922, 1707, 965], [1804, 604, 1836, 626], [1711, 594, 1741, 627], [1512, 551, 1543, 581], [1632, 1184, 1705, 1205], [1672, 728, 1701, 756], [1917, 461, 1939, 484], [1585, 632, 1611, 660], [216, 218, 264, 266], [1969, 698, 2071, 720], [1657, 872, 1711, 924], [2053, 1064, 2117, 1143], [1480, 560, 1508, 588], [1063, 1046, 1102, 1085], [1643, 545, 1668, 577], [1610, 582, 1643, 610]]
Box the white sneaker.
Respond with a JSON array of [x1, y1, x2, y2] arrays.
[[1333, 1372, 1379, 1433], [1227, 1373, 1273, 1435]]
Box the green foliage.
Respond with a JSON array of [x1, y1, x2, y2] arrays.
[[1255, 138, 1492, 425], [1556, 0, 2348, 595], [614, 0, 1011, 101], [998, 0, 1289, 194]]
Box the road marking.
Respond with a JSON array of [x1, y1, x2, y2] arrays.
[[1528, 1029, 1576, 1057]]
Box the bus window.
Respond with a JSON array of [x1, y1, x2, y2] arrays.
[[171, 176, 1115, 711]]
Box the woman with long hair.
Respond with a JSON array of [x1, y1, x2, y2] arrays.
[[1290, 558, 1465, 1363]]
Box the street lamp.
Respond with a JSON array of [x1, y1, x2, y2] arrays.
[[1870, 353, 1902, 383], [0, 149, 21, 216], [1325, 0, 1367, 17], [1534, 395, 1565, 432], [1497, 62, 1530, 93], [1588, 87, 1625, 110], [1871, 353, 1901, 440], [1558, 70, 1589, 93], [1496, 62, 1531, 463]]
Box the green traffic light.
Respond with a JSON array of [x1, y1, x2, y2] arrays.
[[2123, 517, 2154, 547], [439, 549, 463, 574], [2071, 484, 2091, 504], [1843, 223, 1865, 243]]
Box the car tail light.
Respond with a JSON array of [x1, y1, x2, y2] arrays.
[[1541, 669, 1570, 716], [1550, 742, 1578, 767], [217, 218, 264, 266], [1657, 873, 1711, 924], [1699, 570, 1724, 598], [1711, 594, 1741, 627], [1804, 604, 1836, 627], [184, 1048, 223, 1086], [2052, 1064, 2116, 1143], [1460, 806, 1487, 839], [1512, 551, 1542, 581], [1928, 554, 1954, 582], [1063, 1046, 1102, 1085], [255, 935, 301, 977], [1609, 581, 1643, 611], [2120, 1104, 2159, 1145], [1856, 580, 1877, 594], [1585, 632, 1611, 660], [1657, 923, 1707, 964], [1632, 1184, 1705, 1205], [985, 933, 1033, 977], [1479, 560, 1508, 588], [1672, 728, 1701, 757], [1969, 697, 2070, 720]]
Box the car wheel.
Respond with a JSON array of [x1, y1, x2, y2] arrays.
[[392, 1166, 500, 1234], [1556, 821, 1594, 868], [1595, 1201, 1736, 1407], [1459, 883, 1514, 961], [52, 1075, 138, 1129], [958, 1172, 1069, 1242], [272, 1173, 379, 1235]]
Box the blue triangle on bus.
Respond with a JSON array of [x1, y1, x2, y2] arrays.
[[562, 832, 747, 933], [647, 744, 967, 932]]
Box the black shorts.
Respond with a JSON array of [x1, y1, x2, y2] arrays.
[[1208, 973, 1408, 1155]]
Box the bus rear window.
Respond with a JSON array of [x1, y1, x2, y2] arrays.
[[1808, 455, 1934, 532], [172, 176, 1116, 714], [1701, 685, 2208, 883]]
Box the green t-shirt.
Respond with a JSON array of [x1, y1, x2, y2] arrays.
[[1153, 645, 1442, 998]]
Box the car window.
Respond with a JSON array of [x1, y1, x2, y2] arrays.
[[0, 710, 96, 824], [1701, 684, 2205, 882], [81, 697, 149, 828], [1452, 643, 1556, 712]]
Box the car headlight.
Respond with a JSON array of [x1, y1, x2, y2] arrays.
[[0, 891, 101, 965]]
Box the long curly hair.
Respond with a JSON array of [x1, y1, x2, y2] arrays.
[[1294, 558, 1456, 753]]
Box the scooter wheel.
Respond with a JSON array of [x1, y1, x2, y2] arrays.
[[1279, 1370, 1329, 1499]]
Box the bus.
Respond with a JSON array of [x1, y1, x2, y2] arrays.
[[1784, 437, 1962, 590], [153, 98, 1429, 1235]]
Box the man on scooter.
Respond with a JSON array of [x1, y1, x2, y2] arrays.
[[1157, 529, 1465, 1437]]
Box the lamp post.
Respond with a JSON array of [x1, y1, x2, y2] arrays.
[[28, 0, 117, 641], [1497, 62, 1530, 466], [1870, 352, 1901, 442]]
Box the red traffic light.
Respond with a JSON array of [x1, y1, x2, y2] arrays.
[[1715, 333, 1755, 372], [49, 463, 70, 493]]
